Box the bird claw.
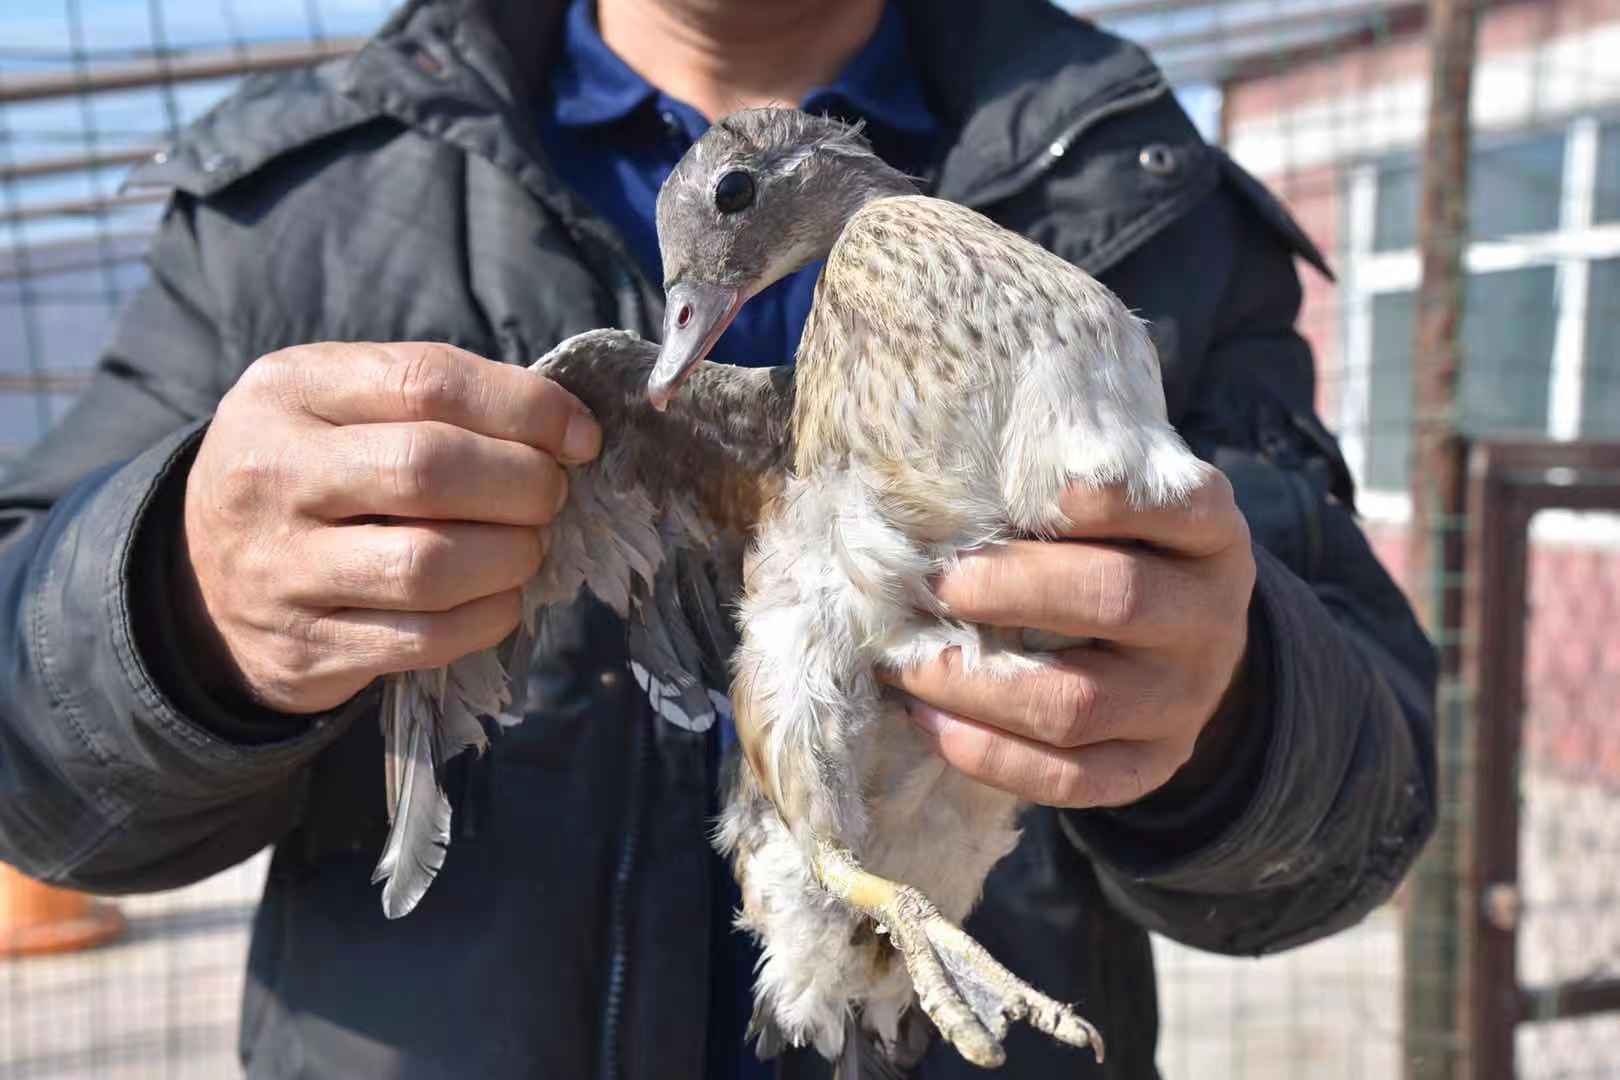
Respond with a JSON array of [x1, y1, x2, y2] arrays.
[[879, 884, 1104, 1069], [809, 842, 1103, 1068]]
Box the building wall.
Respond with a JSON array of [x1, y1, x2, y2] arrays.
[[1220, 0, 1620, 784]]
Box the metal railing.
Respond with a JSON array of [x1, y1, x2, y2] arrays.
[[1462, 440, 1620, 1078]]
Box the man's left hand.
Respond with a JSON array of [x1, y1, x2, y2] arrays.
[[882, 467, 1256, 810]]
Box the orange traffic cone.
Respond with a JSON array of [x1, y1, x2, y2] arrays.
[[0, 862, 125, 957]]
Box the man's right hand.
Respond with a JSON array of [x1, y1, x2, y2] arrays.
[[176, 342, 602, 715]]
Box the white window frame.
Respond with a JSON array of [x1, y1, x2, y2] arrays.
[[1341, 113, 1620, 546]]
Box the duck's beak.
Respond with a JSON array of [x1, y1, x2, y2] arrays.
[[649, 282, 743, 411]]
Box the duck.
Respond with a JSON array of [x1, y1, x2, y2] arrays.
[[373, 106, 1205, 1076]]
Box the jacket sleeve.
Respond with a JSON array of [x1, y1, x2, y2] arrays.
[[0, 197, 362, 895], [1062, 177, 1439, 955]]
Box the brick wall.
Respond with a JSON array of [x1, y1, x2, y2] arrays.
[[1220, 0, 1620, 784]]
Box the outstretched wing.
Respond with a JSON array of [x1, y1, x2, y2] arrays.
[[373, 329, 793, 918]]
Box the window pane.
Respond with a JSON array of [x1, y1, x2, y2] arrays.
[[1471, 133, 1565, 241], [1366, 291, 1415, 488], [1364, 267, 1557, 489], [1374, 130, 1566, 252], [1596, 121, 1620, 225], [1373, 158, 1420, 252], [1583, 259, 1620, 437], [1458, 266, 1557, 436]]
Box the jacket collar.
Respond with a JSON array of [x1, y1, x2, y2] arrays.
[[548, 0, 936, 139], [342, 0, 1170, 210]]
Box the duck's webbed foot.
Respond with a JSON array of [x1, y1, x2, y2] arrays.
[[810, 841, 1104, 1069]]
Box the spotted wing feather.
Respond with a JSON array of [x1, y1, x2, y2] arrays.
[[371, 329, 792, 917]]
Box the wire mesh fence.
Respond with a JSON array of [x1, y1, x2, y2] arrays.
[[1, 856, 265, 1079], [3, 1, 1619, 1078], [0, 0, 387, 462]]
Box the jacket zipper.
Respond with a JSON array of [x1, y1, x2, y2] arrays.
[[959, 77, 1171, 210], [597, 703, 651, 1080]]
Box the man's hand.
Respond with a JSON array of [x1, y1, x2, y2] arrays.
[[883, 468, 1256, 810], [177, 342, 602, 715]]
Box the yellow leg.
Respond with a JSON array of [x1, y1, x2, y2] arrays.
[[809, 840, 1104, 1069]]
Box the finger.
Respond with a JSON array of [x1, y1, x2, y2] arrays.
[[310, 588, 524, 677], [261, 341, 601, 463], [287, 521, 544, 613], [298, 421, 568, 526], [882, 648, 1181, 749], [934, 542, 1205, 644], [906, 701, 1189, 809], [1052, 468, 1243, 557]]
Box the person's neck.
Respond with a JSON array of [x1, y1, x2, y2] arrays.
[[596, 0, 886, 122]]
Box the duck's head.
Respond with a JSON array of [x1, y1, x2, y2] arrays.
[[647, 107, 914, 409]]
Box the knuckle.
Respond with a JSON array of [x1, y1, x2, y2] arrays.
[[1193, 468, 1248, 545], [1044, 673, 1100, 748], [534, 461, 568, 524], [384, 425, 451, 505], [958, 576, 998, 622], [214, 445, 285, 510], [243, 546, 296, 606], [483, 589, 523, 642], [240, 347, 298, 395], [1165, 736, 1197, 778], [389, 345, 462, 420], [937, 556, 996, 618], [1038, 754, 1086, 807], [516, 530, 546, 581], [1197, 463, 1234, 508], [1093, 557, 1144, 629], [528, 377, 579, 436], [964, 726, 1005, 783], [1232, 539, 1257, 597], [1107, 762, 1153, 809], [239, 346, 321, 416], [384, 531, 451, 604], [262, 622, 318, 683], [384, 614, 436, 667], [1227, 504, 1254, 555]]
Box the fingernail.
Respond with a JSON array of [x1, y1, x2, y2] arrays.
[[561, 409, 601, 463], [553, 478, 570, 517]]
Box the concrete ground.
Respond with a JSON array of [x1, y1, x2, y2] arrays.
[[2, 766, 1617, 1078]]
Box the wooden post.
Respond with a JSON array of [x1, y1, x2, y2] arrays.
[[1403, 0, 1482, 1077]]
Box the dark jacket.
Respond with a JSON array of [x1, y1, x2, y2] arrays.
[[0, 1, 1436, 1077]]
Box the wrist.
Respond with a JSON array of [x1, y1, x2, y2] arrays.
[[1100, 592, 1271, 841], [1154, 634, 1255, 804], [170, 472, 254, 708]]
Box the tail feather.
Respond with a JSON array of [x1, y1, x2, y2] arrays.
[[751, 1003, 930, 1080], [833, 1017, 927, 1080], [748, 997, 789, 1062], [371, 672, 454, 919]]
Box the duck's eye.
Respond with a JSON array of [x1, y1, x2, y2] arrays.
[[713, 170, 756, 214]]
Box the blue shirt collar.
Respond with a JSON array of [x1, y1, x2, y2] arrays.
[[550, 0, 936, 139]]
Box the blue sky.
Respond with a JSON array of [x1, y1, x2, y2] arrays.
[[2, 0, 395, 246], [1, 0, 391, 63]]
